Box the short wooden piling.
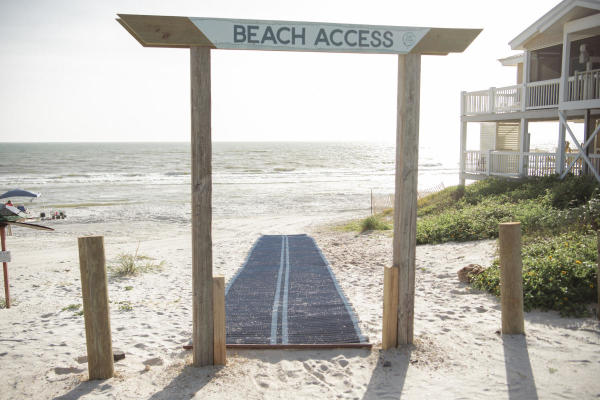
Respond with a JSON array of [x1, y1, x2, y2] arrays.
[[213, 276, 226, 365], [1, 225, 10, 308], [78, 236, 114, 380], [499, 222, 524, 334], [382, 266, 399, 349]]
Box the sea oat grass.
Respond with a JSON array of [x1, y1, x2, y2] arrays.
[[109, 245, 165, 277]]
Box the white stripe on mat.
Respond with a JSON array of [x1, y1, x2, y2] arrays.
[[281, 235, 290, 344], [270, 236, 286, 344]]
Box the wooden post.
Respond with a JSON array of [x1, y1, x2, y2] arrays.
[[557, 123, 566, 174], [393, 53, 420, 345], [382, 266, 398, 349], [584, 109, 591, 175], [213, 276, 226, 365], [1, 225, 10, 308], [78, 236, 114, 380], [519, 118, 529, 177], [459, 91, 467, 186], [499, 222, 525, 335], [191, 45, 214, 366]]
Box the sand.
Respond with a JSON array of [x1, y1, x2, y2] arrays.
[[0, 214, 599, 399]]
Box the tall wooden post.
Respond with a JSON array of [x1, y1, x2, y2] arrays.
[[78, 236, 114, 380], [1, 225, 10, 309], [191, 46, 214, 366], [499, 222, 525, 334], [393, 53, 421, 345]]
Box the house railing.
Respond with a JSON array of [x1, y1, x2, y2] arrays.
[[494, 85, 522, 113], [463, 150, 600, 177], [526, 78, 560, 109], [464, 89, 492, 115], [568, 68, 600, 101], [463, 70, 600, 116]]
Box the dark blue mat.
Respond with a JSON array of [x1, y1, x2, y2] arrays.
[[225, 234, 368, 345]]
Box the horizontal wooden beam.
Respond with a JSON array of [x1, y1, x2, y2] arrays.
[[411, 28, 482, 55], [117, 15, 214, 48], [117, 14, 480, 55]]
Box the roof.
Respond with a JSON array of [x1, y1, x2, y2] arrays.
[[498, 53, 524, 66], [510, 0, 600, 50]]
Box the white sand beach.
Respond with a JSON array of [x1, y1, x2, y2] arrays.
[[0, 215, 599, 399]]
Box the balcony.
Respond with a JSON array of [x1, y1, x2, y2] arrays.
[[464, 150, 600, 178], [462, 69, 600, 116]]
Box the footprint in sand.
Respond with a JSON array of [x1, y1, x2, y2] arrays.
[[54, 366, 85, 375], [143, 357, 163, 366]]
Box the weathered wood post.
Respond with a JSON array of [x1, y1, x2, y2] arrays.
[[191, 45, 214, 366], [393, 53, 421, 345], [499, 222, 525, 334], [1, 225, 10, 308], [382, 266, 398, 349], [213, 276, 226, 365], [78, 236, 114, 380]]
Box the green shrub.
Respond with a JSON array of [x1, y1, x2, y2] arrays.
[[62, 303, 81, 312], [417, 185, 465, 216], [360, 215, 391, 232], [548, 174, 598, 209], [117, 301, 133, 311], [472, 232, 598, 317], [416, 197, 562, 244]]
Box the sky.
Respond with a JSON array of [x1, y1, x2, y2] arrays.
[[0, 0, 562, 148]]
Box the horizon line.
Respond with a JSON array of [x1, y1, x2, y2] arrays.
[[0, 139, 396, 144]]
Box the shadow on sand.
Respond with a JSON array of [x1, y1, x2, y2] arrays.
[[150, 348, 371, 399], [362, 346, 411, 399], [53, 379, 104, 400], [147, 363, 225, 400], [502, 334, 539, 400]]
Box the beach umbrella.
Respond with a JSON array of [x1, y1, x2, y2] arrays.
[[0, 189, 41, 200]]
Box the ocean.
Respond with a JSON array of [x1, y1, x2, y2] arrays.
[[0, 142, 458, 224]]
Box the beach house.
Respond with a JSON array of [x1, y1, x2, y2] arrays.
[[459, 0, 600, 184]]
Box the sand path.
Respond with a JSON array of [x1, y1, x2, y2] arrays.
[[0, 216, 598, 399]]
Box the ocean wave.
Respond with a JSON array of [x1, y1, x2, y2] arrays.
[[273, 167, 296, 172], [164, 172, 190, 176]]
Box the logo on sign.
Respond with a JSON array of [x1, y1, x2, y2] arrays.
[[402, 32, 416, 47]]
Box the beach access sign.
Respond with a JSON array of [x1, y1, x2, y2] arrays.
[[190, 18, 429, 54]]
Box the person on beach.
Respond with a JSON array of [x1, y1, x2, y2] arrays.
[[5, 200, 13, 206]]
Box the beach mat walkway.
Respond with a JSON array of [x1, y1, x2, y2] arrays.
[[225, 234, 369, 348]]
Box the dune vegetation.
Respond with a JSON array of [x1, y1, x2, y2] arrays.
[[350, 175, 599, 316]]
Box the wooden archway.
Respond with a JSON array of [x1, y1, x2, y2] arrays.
[[117, 15, 480, 366]]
